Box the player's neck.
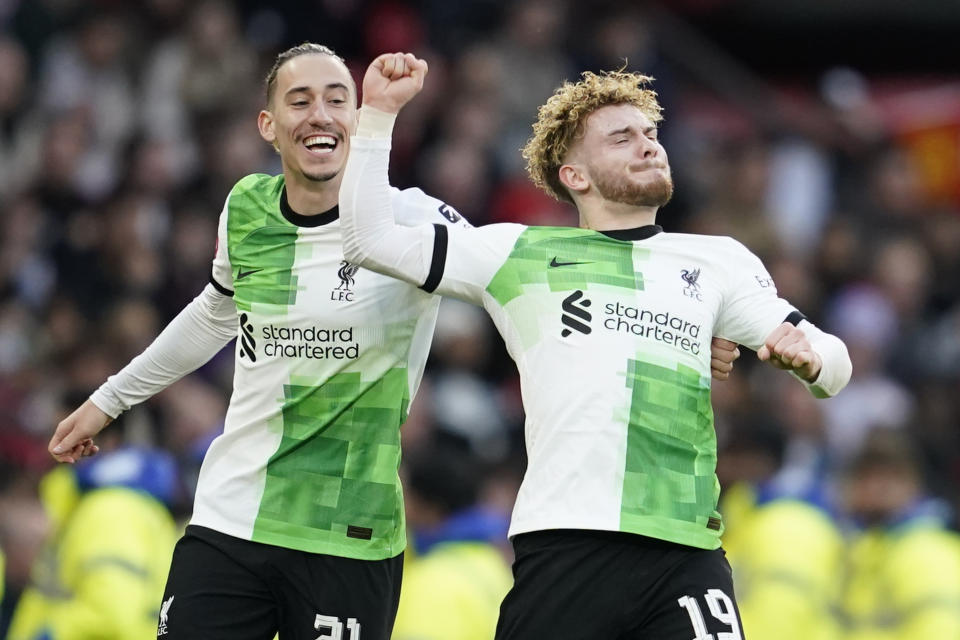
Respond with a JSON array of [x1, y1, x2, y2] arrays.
[[284, 172, 341, 215], [577, 199, 659, 231]]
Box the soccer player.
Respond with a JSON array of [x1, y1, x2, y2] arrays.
[[46, 44, 739, 639], [46, 43, 472, 640], [339, 53, 852, 639]]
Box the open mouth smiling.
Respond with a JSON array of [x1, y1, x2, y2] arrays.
[[303, 134, 339, 155]]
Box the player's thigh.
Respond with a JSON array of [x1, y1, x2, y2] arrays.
[[495, 532, 625, 640], [158, 530, 278, 640], [627, 548, 745, 640], [276, 551, 404, 640]]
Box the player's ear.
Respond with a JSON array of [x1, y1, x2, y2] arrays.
[[258, 109, 278, 150], [559, 163, 589, 196]]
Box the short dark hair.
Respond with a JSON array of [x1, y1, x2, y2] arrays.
[[264, 43, 347, 106]]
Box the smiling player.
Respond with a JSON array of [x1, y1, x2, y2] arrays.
[[47, 43, 471, 640]]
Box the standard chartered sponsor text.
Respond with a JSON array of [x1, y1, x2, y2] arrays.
[[261, 325, 359, 359], [603, 302, 702, 354]]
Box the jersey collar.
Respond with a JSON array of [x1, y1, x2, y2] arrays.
[[597, 224, 663, 241], [280, 187, 339, 227]]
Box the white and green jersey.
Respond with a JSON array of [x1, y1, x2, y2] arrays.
[[418, 223, 806, 549], [192, 173, 467, 559], [341, 128, 850, 551]]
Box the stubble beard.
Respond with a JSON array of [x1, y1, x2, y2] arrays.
[[594, 168, 674, 208], [303, 168, 340, 183]]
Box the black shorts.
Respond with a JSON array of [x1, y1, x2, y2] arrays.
[[495, 529, 744, 640], [157, 525, 403, 640]]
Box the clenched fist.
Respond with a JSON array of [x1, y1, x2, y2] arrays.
[[361, 52, 429, 114], [757, 322, 822, 382], [710, 338, 740, 381]]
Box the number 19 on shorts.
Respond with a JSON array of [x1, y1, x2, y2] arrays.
[[677, 589, 742, 640]]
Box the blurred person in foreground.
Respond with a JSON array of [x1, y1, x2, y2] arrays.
[[7, 412, 179, 640], [43, 43, 741, 640], [719, 423, 844, 640], [340, 54, 852, 639], [392, 442, 512, 640], [840, 430, 960, 640]]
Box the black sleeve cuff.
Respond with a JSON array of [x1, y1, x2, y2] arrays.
[[420, 224, 448, 293], [784, 310, 807, 326], [210, 274, 234, 297]]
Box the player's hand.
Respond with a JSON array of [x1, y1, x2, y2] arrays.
[[710, 338, 740, 381], [361, 52, 428, 114], [757, 322, 822, 382], [49, 399, 112, 463]]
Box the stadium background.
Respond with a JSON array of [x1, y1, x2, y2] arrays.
[[1, 0, 960, 637]]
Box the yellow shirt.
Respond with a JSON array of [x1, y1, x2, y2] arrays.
[[392, 542, 512, 640], [723, 484, 844, 640], [7, 486, 178, 640], [844, 523, 960, 640]]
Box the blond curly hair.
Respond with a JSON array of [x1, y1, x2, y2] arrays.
[[522, 70, 663, 203]]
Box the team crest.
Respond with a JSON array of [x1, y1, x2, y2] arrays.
[[158, 595, 174, 636], [681, 268, 703, 301], [332, 261, 360, 301]]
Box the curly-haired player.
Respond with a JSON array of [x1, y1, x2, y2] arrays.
[[523, 70, 664, 203], [340, 54, 852, 639]]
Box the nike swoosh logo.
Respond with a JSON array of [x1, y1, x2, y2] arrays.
[[236, 267, 263, 280], [549, 257, 593, 268]]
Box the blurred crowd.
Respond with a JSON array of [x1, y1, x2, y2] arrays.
[[1, 0, 959, 638]]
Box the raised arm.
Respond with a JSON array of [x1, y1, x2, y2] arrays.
[[340, 53, 439, 287]]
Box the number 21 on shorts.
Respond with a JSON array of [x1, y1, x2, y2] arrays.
[[677, 589, 742, 640], [314, 614, 360, 640]]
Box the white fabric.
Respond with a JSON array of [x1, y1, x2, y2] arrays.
[[340, 126, 850, 399], [191, 178, 470, 554], [794, 319, 853, 399], [89, 283, 237, 418], [341, 135, 436, 288]]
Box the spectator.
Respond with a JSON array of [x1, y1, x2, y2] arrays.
[[6, 410, 180, 639], [719, 422, 844, 640], [840, 430, 960, 639], [392, 442, 512, 640], [36, 10, 137, 199]]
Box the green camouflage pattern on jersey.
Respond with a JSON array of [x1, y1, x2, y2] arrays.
[[486, 226, 721, 549], [223, 174, 410, 558]]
